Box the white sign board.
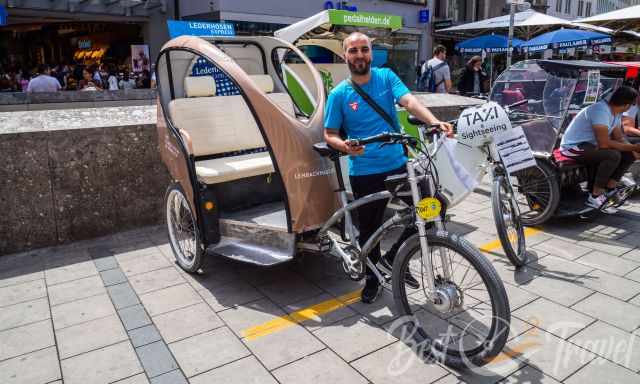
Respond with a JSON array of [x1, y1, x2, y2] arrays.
[[494, 126, 536, 174], [457, 102, 513, 147]]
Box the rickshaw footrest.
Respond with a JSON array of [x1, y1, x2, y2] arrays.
[[207, 236, 295, 267]]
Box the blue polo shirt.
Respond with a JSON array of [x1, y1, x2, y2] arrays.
[[561, 101, 622, 148], [324, 68, 410, 176]]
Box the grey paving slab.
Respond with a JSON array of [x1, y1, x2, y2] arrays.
[[108, 282, 141, 309], [631, 294, 640, 307], [216, 298, 286, 336], [513, 298, 594, 339], [149, 369, 188, 384], [527, 255, 595, 280], [51, 293, 116, 329], [88, 245, 113, 260], [576, 269, 640, 301], [569, 321, 640, 372], [626, 266, 640, 283], [0, 346, 61, 384], [349, 290, 402, 326], [139, 283, 202, 316], [620, 248, 640, 263], [575, 238, 634, 257], [113, 373, 150, 384], [571, 292, 640, 332], [274, 349, 367, 384], [198, 280, 264, 312], [48, 275, 106, 306], [93, 256, 119, 272], [512, 330, 595, 382], [57, 314, 128, 359], [169, 327, 251, 377], [258, 274, 323, 306], [284, 293, 358, 331], [189, 356, 277, 384], [119, 253, 172, 277], [45, 259, 98, 286], [118, 304, 152, 331], [0, 319, 55, 361], [101, 268, 128, 286], [61, 341, 143, 384], [0, 264, 44, 289], [516, 274, 594, 307], [136, 340, 179, 378], [351, 342, 449, 384], [128, 267, 185, 295], [0, 279, 46, 307], [129, 324, 163, 348], [467, 281, 538, 311], [113, 244, 161, 263], [575, 251, 640, 276], [564, 358, 640, 384], [0, 297, 50, 332], [181, 263, 239, 291], [499, 365, 562, 383], [153, 302, 223, 343], [531, 238, 592, 261], [314, 315, 397, 362]]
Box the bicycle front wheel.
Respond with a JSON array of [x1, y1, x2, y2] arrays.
[[492, 175, 527, 267], [391, 231, 511, 369]]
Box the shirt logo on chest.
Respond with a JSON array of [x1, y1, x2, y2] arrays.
[[349, 101, 359, 112]]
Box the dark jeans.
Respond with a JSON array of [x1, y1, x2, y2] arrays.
[[350, 165, 414, 278], [574, 143, 635, 190]]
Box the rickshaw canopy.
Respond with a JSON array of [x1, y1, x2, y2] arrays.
[[536, 60, 626, 78]]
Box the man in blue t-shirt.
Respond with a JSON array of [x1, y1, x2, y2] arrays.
[[560, 86, 639, 211], [324, 32, 452, 303]]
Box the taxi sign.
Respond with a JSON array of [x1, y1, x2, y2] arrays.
[[457, 102, 512, 147], [416, 197, 441, 221]]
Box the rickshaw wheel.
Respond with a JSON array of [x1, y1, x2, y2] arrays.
[[511, 159, 560, 226], [165, 184, 204, 273]]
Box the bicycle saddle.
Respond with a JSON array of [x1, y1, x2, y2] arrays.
[[407, 115, 424, 126]]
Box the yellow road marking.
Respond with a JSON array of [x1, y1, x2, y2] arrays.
[[478, 227, 541, 253], [241, 227, 543, 341]]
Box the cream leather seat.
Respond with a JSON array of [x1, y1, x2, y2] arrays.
[[169, 75, 295, 184]]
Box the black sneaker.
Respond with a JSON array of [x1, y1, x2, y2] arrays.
[[361, 275, 382, 304], [380, 253, 420, 290]]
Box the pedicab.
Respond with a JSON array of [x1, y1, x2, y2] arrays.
[[489, 60, 637, 225], [155, 34, 510, 368]]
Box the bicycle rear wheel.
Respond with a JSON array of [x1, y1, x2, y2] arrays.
[[492, 175, 527, 267], [391, 231, 511, 369]]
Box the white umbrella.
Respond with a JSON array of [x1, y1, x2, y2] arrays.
[[575, 4, 640, 30], [438, 10, 574, 35]]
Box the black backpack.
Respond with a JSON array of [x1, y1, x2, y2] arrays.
[[418, 61, 447, 92]]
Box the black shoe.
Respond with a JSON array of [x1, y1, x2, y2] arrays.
[[361, 275, 382, 304], [380, 253, 420, 290]]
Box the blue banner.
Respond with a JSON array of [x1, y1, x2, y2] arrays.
[[167, 20, 235, 39], [0, 5, 7, 27]]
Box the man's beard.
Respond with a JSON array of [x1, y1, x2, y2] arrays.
[[348, 59, 371, 75]]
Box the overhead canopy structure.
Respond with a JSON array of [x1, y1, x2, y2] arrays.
[[274, 9, 402, 43], [521, 29, 612, 52], [576, 4, 640, 30], [455, 34, 524, 53]]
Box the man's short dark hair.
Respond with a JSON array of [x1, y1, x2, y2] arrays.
[[433, 45, 446, 56], [610, 86, 639, 106], [37, 64, 49, 74]]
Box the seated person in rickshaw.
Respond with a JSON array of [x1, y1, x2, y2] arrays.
[[560, 86, 640, 210], [324, 32, 452, 304]]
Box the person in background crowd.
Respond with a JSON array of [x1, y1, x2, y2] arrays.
[[19, 69, 31, 91], [91, 64, 102, 87], [119, 72, 136, 90], [457, 56, 489, 96], [107, 67, 119, 91], [79, 68, 102, 91], [138, 69, 151, 89], [26, 64, 62, 93], [422, 45, 451, 93]]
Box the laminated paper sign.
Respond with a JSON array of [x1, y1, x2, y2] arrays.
[[494, 126, 536, 174]]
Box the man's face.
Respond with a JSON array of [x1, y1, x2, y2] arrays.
[[344, 37, 372, 76]]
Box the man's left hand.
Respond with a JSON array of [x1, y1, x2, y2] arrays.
[[434, 121, 454, 137]]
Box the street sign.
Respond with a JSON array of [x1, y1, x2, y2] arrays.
[[167, 20, 235, 39], [419, 9, 430, 24], [0, 5, 8, 27], [433, 19, 453, 30]]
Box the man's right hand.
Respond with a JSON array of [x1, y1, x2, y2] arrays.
[[342, 140, 365, 155]]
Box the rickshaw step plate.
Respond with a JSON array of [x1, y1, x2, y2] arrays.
[[207, 236, 295, 267], [219, 202, 287, 231]]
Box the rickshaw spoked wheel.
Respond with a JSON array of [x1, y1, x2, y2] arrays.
[[511, 159, 560, 226], [165, 183, 205, 273]]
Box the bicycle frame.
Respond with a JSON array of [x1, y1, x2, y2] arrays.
[[317, 150, 454, 296]]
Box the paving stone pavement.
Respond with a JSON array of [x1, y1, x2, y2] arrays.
[[1, 191, 640, 383]]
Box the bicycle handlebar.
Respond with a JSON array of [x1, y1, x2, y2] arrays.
[[347, 132, 418, 147]]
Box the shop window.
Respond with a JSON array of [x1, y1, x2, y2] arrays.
[[578, 0, 584, 16], [565, 0, 572, 14], [586, 2, 592, 16], [556, 0, 563, 12]]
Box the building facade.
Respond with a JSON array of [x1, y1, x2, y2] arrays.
[[545, 0, 640, 19]]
